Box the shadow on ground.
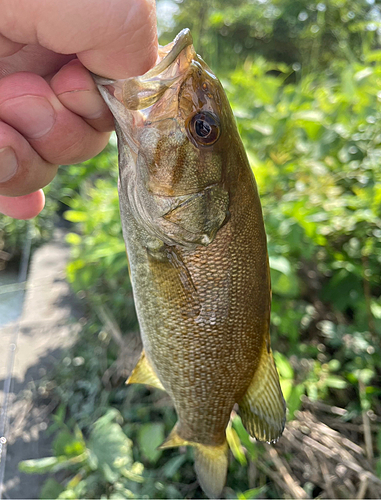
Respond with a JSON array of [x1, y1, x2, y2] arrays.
[[2, 347, 67, 499], [0, 228, 83, 499]]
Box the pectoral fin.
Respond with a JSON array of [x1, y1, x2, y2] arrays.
[[238, 346, 286, 443], [159, 424, 228, 499], [163, 185, 229, 246], [126, 350, 165, 390], [147, 246, 201, 319]]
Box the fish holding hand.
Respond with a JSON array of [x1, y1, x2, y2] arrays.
[[93, 29, 286, 498]]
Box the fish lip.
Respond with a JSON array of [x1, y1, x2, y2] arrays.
[[144, 28, 194, 78], [90, 73, 116, 87], [91, 28, 194, 92], [90, 29, 199, 159]]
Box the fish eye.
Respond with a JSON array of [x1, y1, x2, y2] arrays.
[[187, 112, 220, 147]]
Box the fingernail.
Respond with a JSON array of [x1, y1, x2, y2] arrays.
[[0, 96, 56, 139], [0, 147, 18, 182], [58, 89, 105, 119]]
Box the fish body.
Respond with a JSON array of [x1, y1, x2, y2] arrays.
[[94, 30, 286, 498]]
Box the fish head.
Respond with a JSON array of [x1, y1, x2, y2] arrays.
[[94, 30, 234, 247]]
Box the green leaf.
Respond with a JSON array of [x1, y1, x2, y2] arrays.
[[226, 424, 247, 466], [354, 67, 373, 81], [269, 256, 291, 275], [325, 376, 347, 390], [64, 210, 88, 222], [328, 359, 341, 372], [354, 369, 375, 385], [252, 123, 273, 136], [273, 351, 294, 379], [294, 110, 324, 122], [65, 232, 82, 246], [19, 456, 60, 474], [138, 423, 165, 463], [231, 415, 257, 460], [40, 479, 64, 499], [270, 269, 299, 298], [376, 458, 381, 480], [164, 485, 183, 499], [287, 384, 304, 420], [88, 409, 134, 483], [162, 454, 187, 478], [364, 49, 381, 62], [57, 490, 77, 499], [280, 379, 293, 402], [53, 429, 85, 458], [370, 300, 381, 319], [19, 454, 86, 475], [237, 487, 263, 499]]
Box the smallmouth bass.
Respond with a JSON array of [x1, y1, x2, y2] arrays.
[[94, 29, 286, 498]]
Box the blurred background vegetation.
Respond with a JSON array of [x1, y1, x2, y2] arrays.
[[1, 0, 381, 498]]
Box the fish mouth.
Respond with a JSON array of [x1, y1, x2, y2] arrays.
[[143, 28, 194, 79], [92, 29, 193, 85], [91, 29, 199, 156], [92, 29, 196, 112]]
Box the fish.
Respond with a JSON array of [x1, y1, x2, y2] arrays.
[[93, 29, 286, 499]]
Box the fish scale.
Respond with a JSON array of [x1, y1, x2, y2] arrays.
[[93, 29, 286, 499]]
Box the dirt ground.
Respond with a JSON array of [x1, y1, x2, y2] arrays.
[[0, 228, 82, 499]]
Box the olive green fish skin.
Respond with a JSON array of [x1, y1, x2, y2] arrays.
[[114, 40, 272, 447]]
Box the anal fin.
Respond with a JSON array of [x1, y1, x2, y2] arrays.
[[159, 424, 228, 499], [239, 346, 286, 443], [158, 424, 189, 449], [126, 350, 165, 390]]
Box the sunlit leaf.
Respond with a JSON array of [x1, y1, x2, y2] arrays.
[[325, 376, 347, 390], [269, 256, 291, 275], [227, 423, 247, 465], [64, 210, 88, 222], [162, 455, 187, 478], [40, 478, 64, 499], [273, 351, 294, 379], [138, 423, 165, 463], [88, 410, 134, 482], [237, 487, 264, 499], [231, 415, 257, 460]]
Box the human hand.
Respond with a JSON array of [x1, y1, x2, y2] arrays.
[[0, 0, 157, 219]]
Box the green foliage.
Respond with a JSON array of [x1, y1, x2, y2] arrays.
[[160, 0, 381, 73], [377, 428, 381, 478], [0, 181, 59, 259], [19, 409, 144, 499], [225, 55, 381, 407], [0, 142, 118, 262], [236, 487, 263, 500], [137, 423, 165, 463], [32, 319, 196, 499], [63, 146, 137, 332]]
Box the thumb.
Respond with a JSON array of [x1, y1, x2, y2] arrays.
[[0, 0, 158, 79]]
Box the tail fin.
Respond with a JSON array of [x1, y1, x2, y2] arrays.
[[194, 441, 228, 499], [159, 424, 228, 499], [238, 346, 286, 443]]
